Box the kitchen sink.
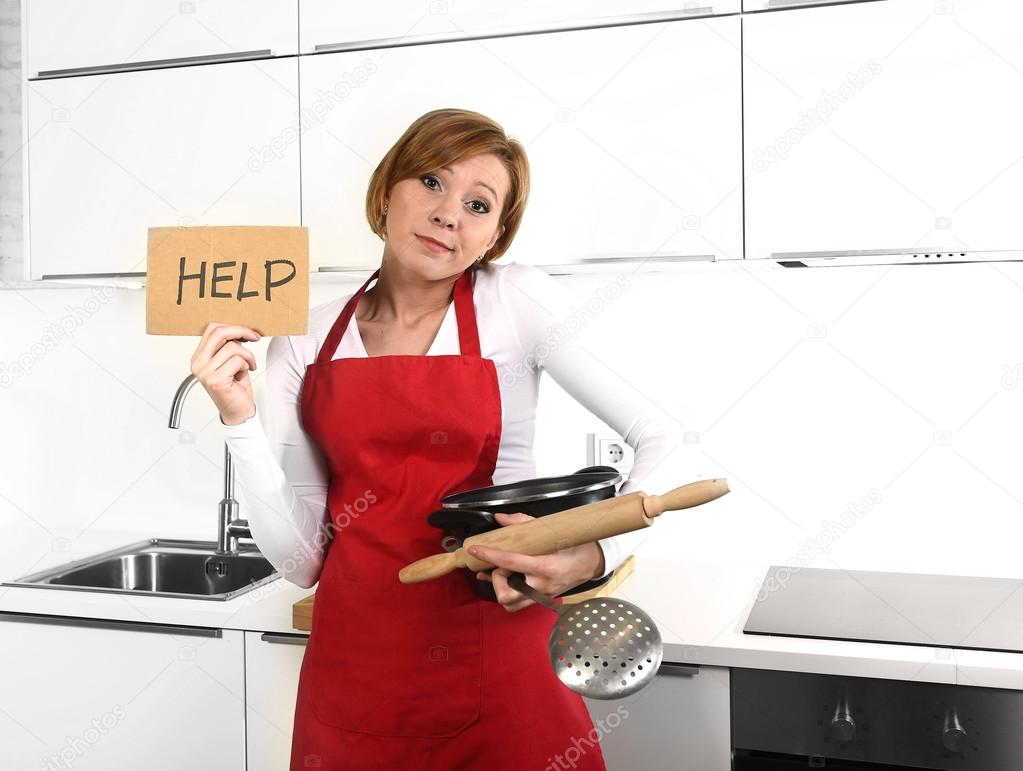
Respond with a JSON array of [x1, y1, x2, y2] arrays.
[[2, 539, 280, 601]]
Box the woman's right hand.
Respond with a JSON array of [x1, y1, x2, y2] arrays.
[[190, 322, 262, 426]]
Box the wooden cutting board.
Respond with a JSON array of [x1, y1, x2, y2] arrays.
[[292, 555, 636, 631]]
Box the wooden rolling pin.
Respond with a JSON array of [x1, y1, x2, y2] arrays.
[[398, 478, 729, 584]]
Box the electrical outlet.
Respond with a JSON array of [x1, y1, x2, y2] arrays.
[[586, 432, 634, 476]]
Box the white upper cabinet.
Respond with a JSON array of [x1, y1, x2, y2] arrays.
[[300, 17, 743, 269], [25, 0, 298, 78], [26, 58, 301, 279], [744, 0, 1023, 259], [300, 0, 741, 53]]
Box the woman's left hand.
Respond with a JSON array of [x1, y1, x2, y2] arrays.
[[469, 512, 606, 612]]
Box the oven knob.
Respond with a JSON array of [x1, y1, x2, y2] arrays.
[[830, 698, 856, 744], [942, 707, 967, 753]]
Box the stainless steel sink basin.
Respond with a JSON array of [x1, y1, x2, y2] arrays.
[[2, 539, 280, 601]]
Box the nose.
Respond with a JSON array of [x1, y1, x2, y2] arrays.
[[430, 195, 459, 230]]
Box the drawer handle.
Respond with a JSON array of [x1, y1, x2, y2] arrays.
[[34, 49, 275, 80], [658, 662, 700, 676], [0, 611, 222, 638], [260, 632, 309, 646]]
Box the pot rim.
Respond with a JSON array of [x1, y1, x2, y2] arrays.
[[440, 472, 622, 509]]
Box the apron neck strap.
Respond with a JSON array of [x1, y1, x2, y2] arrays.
[[452, 268, 482, 357], [316, 268, 482, 364]]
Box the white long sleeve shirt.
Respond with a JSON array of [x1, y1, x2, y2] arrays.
[[222, 261, 684, 588]]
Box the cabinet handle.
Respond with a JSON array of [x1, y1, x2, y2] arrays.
[[658, 662, 700, 676], [0, 611, 222, 638], [312, 7, 719, 54], [317, 254, 717, 276], [766, 0, 871, 7], [260, 632, 309, 646], [34, 49, 275, 80]]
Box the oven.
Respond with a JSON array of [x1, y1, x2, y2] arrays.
[[732, 667, 1023, 770]]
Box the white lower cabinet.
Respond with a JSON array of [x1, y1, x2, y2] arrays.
[[244, 631, 307, 771], [0, 612, 726, 771], [0, 613, 246, 771], [585, 663, 731, 771]]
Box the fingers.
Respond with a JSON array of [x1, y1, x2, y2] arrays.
[[493, 512, 534, 526], [204, 340, 258, 376], [468, 543, 540, 575], [191, 322, 262, 377], [474, 569, 534, 612], [188, 323, 262, 424], [490, 568, 535, 613], [473, 513, 542, 612]]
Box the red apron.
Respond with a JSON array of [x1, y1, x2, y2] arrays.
[[290, 268, 606, 770]]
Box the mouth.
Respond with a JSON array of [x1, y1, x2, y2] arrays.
[[416, 234, 454, 253]]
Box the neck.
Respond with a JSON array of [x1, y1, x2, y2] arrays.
[[362, 257, 464, 324]]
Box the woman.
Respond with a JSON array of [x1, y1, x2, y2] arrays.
[[191, 109, 680, 770]]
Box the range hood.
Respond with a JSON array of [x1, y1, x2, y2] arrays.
[[773, 248, 1023, 268]]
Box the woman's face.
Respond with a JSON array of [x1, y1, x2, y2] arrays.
[[382, 153, 509, 281]]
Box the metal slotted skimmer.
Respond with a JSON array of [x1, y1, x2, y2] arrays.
[[507, 573, 663, 700]]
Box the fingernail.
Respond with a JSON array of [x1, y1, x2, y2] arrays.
[[468, 546, 479, 556]]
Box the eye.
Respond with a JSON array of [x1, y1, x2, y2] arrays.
[[422, 174, 490, 214]]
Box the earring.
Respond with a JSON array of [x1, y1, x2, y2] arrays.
[[383, 203, 388, 215], [476, 254, 485, 263]]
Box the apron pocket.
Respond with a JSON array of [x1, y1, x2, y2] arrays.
[[307, 574, 483, 738]]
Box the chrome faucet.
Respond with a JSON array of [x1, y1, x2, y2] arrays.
[[169, 374, 253, 554]]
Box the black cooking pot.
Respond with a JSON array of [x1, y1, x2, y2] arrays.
[[428, 466, 622, 602]]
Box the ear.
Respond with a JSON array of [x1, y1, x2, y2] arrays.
[[486, 224, 505, 252]]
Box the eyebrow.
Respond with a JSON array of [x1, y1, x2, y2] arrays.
[[438, 165, 501, 205]]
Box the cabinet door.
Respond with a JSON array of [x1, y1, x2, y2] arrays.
[[26, 57, 301, 279], [300, 18, 742, 270], [744, 0, 1023, 259], [0, 614, 245, 770], [245, 632, 307, 771], [26, 0, 298, 78], [300, 0, 740, 53], [584, 664, 731, 771]]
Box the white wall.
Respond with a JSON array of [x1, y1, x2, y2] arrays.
[[540, 260, 1023, 580], [3, 259, 1023, 584]]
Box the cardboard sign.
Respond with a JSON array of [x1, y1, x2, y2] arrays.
[[146, 225, 309, 336]]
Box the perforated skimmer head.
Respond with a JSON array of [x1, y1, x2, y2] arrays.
[[551, 597, 663, 699], [507, 574, 663, 700]]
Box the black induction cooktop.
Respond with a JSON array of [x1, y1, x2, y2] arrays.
[[744, 565, 1023, 654]]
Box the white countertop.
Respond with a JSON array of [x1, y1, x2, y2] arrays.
[[2, 529, 1020, 689]]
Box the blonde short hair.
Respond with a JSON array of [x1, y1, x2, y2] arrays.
[[366, 108, 530, 264]]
